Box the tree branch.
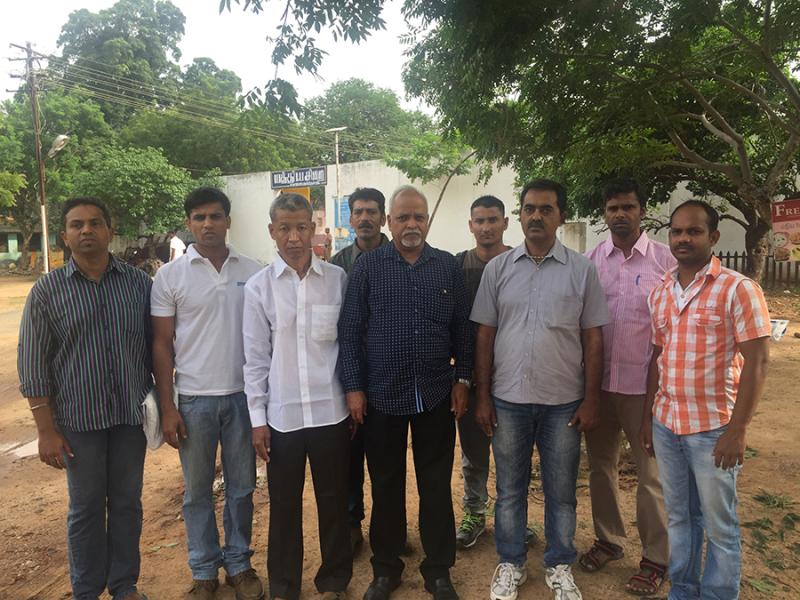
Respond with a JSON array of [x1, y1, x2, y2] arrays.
[[720, 213, 749, 229], [717, 16, 800, 114], [706, 72, 798, 135], [766, 131, 800, 194], [429, 149, 477, 227], [665, 129, 742, 184]]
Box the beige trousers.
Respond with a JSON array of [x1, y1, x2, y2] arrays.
[[585, 391, 669, 566]]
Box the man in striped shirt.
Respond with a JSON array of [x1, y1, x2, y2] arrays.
[[18, 197, 153, 600], [581, 179, 672, 595], [641, 201, 770, 600]]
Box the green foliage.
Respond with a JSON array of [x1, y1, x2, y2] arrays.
[[72, 145, 199, 236], [0, 172, 26, 207], [385, 130, 474, 184], [747, 577, 777, 594], [303, 78, 429, 164], [755, 490, 796, 510]]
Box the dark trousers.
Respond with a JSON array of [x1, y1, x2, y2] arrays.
[[266, 419, 353, 600], [62, 424, 147, 600], [365, 399, 456, 582], [348, 426, 366, 528]]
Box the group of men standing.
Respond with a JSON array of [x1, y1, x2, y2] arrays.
[[18, 175, 770, 600]]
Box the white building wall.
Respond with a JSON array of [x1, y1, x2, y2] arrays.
[[223, 161, 747, 264]]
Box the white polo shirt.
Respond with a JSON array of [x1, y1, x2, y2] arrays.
[[151, 244, 262, 396]]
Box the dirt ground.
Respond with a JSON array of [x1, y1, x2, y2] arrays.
[[0, 275, 798, 600]]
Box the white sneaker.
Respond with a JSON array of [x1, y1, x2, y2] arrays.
[[545, 564, 582, 600], [490, 562, 528, 600]]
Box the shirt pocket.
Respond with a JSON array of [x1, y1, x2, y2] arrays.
[[691, 308, 724, 328], [311, 304, 341, 342], [546, 296, 582, 329], [424, 286, 455, 324]]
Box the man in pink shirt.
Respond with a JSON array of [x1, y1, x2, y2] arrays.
[[581, 179, 675, 596]]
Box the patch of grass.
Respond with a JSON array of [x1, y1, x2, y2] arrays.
[[750, 529, 771, 553], [744, 517, 774, 530], [754, 490, 795, 510], [745, 446, 759, 459], [748, 577, 778, 595]]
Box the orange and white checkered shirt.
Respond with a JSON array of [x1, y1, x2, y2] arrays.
[[648, 256, 770, 435]]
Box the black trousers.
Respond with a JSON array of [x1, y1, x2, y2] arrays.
[[364, 399, 456, 582], [348, 425, 366, 527], [266, 419, 353, 600]]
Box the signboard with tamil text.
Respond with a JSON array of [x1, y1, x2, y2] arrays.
[[771, 198, 800, 262], [270, 166, 327, 189]]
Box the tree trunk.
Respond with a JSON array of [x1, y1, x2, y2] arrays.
[[18, 230, 33, 272], [744, 220, 771, 282]]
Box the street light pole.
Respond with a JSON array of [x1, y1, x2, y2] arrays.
[[325, 126, 348, 204]]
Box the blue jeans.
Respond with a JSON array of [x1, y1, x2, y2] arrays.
[[178, 392, 256, 580], [652, 420, 741, 600], [492, 397, 581, 567], [62, 424, 146, 600]]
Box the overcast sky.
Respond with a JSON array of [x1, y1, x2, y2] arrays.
[[1, 0, 424, 109]]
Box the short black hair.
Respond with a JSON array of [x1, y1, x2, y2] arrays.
[[670, 200, 719, 232], [471, 195, 505, 215], [61, 197, 111, 229], [348, 187, 385, 214], [603, 178, 646, 208], [184, 186, 231, 218], [519, 179, 568, 214]]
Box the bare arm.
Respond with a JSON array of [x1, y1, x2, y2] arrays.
[[640, 344, 662, 457], [152, 315, 185, 448], [473, 324, 497, 436], [713, 337, 769, 469], [569, 326, 603, 432]]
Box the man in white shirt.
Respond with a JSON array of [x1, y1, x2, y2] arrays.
[[152, 187, 264, 600], [168, 230, 187, 261], [243, 193, 352, 600]]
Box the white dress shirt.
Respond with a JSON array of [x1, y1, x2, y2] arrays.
[[151, 244, 262, 395], [243, 254, 349, 432]]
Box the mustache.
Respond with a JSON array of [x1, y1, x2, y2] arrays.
[[528, 223, 544, 230]]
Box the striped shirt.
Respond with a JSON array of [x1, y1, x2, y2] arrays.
[[648, 256, 770, 434], [585, 233, 676, 395], [18, 256, 153, 432]]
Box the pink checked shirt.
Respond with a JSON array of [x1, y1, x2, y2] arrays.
[[586, 233, 676, 395]]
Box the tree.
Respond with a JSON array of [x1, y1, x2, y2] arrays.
[[303, 78, 429, 164], [72, 145, 212, 236], [0, 172, 25, 208], [0, 92, 113, 269], [227, 0, 800, 280], [56, 0, 186, 126]]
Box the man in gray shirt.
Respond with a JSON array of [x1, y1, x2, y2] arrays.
[[472, 179, 608, 600]]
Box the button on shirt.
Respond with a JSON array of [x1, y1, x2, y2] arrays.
[[243, 255, 349, 432], [585, 233, 676, 395], [338, 242, 474, 416], [151, 244, 261, 395], [17, 256, 153, 432], [471, 240, 609, 405], [648, 256, 770, 435]]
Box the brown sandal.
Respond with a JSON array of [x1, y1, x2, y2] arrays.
[[578, 539, 624, 573], [625, 558, 667, 595]]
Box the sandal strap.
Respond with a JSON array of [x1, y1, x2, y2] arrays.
[[638, 558, 667, 576], [582, 539, 623, 569]]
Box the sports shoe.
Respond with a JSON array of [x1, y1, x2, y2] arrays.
[[545, 564, 582, 600], [456, 512, 486, 549], [490, 563, 527, 600]]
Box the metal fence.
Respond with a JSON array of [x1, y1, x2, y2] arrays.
[[716, 251, 800, 288]]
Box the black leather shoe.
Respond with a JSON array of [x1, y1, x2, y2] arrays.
[[424, 578, 459, 600], [363, 576, 401, 600]]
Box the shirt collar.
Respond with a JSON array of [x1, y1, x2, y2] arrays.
[[273, 253, 322, 278], [351, 232, 390, 260], [512, 238, 567, 265], [385, 240, 435, 263], [664, 255, 720, 283], [187, 243, 239, 263], [603, 231, 650, 257], [65, 254, 120, 278]]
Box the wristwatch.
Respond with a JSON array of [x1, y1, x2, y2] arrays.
[[456, 378, 471, 387]]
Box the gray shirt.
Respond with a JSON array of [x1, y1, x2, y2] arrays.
[[470, 239, 609, 405]]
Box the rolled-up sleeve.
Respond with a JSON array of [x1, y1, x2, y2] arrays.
[[242, 277, 272, 428], [18, 285, 53, 398], [338, 258, 369, 393]]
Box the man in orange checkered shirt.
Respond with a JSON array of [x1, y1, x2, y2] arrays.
[[640, 200, 770, 600]]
